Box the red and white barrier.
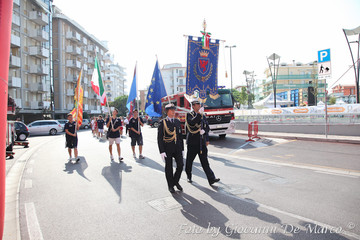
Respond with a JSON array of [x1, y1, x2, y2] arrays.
[[246, 121, 260, 142]]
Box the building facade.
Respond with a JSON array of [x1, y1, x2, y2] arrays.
[[103, 53, 127, 102], [9, 0, 53, 123], [331, 84, 357, 104], [161, 63, 186, 95], [263, 61, 326, 106]]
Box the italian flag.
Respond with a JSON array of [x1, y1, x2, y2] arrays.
[[91, 56, 106, 106]]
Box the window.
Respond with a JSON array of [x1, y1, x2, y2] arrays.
[[180, 97, 184, 107]]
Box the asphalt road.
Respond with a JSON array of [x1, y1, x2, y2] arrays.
[[8, 126, 360, 240]]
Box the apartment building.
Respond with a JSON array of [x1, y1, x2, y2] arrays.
[[161, 63, 186, 95], [52, 6, 109, 118], [103, 54, 127, 102], [9, 0, 52, 122], [263, 61, 326, 106]]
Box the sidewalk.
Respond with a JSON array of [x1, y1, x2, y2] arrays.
[[234, 129, 360, 144]]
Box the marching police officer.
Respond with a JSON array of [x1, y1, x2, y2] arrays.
[[185, 100, 220, 185], [157, 103, 184, 193]]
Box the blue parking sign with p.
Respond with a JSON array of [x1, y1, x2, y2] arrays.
[[318, 49, 331, 63]]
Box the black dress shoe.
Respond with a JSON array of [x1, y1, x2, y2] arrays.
[[169, 187, 175, 193], [187, 178, 192, 183], [175, 183, 183, 191], [209, 178, 220, 185]]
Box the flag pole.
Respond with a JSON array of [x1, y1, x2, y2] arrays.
[[156, 55, 170, 105], [136, 61, 140, 131]]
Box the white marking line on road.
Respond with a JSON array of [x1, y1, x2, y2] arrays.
[[25, 202, 44, 240], [24, 180, 33, 189], [228, 141, 250, 154], [314, 171, 359, 179], [210, 152, 360, 177], [222, 193, 360, 240]]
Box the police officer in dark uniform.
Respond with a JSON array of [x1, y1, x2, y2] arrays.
[[185, 100, 220, 185], [157, 103, 184, 193]]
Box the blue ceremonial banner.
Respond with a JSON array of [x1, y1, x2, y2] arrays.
[[126, 65, 137, 111], [145, 60, 167, 117], [186, 36, 220, 99]]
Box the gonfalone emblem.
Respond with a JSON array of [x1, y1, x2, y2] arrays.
[[186, 21, 219, 99]]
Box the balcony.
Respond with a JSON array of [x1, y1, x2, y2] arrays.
[[87, 56, 94, 64], [84, 91, 88, 98], [82, 38, 87, 45], [66, 60, 81, 69], [83, 51, 88, 58], [41, 101, 51, 108], [29, 46, 49, 58], [12, 14, 20, 26], [83, 64, 88, 71], [67, 89, 74, 96], [87, 45, 94, 51], [29, 65, 49, 75], [13, 0, 20, 6], [9, 55, 21, 68], [83, 77, 88, 84], [66, 31, 81, 42], [66, 46, 81, 55], [88, 69, 93, 75], [14, 98, 22, 108], [66, 75, 77, 82], [9, 76, 21, 88], [29, 29, 49, 42], [10, 34, 21, 47], [67, 104, 74, 110], [29, 11, 48, 26], [29, 83, 49, 92], [30, 101, 40, 109], [84, 104, 88, 111]]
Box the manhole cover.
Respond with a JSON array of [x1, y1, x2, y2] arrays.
[[147, 196, 188, 212], [219, 184, 252, 196]]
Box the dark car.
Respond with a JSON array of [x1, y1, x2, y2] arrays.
[[147, 117, 160, 128], [14, 121, 30, 141]]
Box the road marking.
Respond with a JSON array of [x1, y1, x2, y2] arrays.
[[314, 171, 359, 178], [211, 152, 360, 177], [25, 202, 44, 240], [219, 191, 360, 240], [24, 180, 32, 189]]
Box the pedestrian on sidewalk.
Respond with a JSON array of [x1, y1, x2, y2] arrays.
[[124, 115, 130, 136], [91, 117, 96, 137], [64, 113, 80, 162], [129, 109, 145, 159], [106, 108, 123, 162], [97, 115, 105, 139], [185, 100, 220, 186], [157, 103, 184, 193]]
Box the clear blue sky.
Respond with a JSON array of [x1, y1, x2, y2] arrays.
[[54, 0, 360, 92]]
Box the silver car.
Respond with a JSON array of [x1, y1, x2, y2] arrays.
[[27, 120, 63, 136]]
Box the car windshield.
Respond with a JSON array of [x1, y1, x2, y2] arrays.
[[204, 90, 233, 109]]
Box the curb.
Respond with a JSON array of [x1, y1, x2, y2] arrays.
[[233, 132, 360, 145]]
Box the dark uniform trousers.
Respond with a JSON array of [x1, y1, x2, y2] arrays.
[[157, 119, 184, 189], [185, 144, 215, 184]]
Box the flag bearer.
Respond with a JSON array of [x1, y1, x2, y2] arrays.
[[157, 103, 184, 193], [65, 113, 80, 162], [185, 100, 220, 185]]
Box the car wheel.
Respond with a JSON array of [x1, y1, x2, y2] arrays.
[[153, 122, 159, 128], [49, 128, 57, 135], [17, 133, 27, 141], [84, 125, 89, 129], [219, 134, 226, 139]]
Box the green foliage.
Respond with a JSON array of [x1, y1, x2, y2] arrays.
[[231, 87, 248, 108], [109, 95, 129, 116], [329, 96, 337, 105]]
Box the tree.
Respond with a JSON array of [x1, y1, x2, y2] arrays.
[[109, 95, 128, 116], [239, 87, 248, 107], [329, 96, 337, 105]]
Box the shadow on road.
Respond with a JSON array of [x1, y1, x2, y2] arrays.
[[209, 155, 279, 177], [63, 156, 90, 182], [172, 192, 240, 239], [102, 161, 132, 203]]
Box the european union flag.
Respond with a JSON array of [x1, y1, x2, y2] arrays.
[[145, 60, 167, 117], [186, 36, 219, 99]]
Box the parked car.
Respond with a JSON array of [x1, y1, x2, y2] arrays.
[[14, 121, 30, 141], [56, 119, 68, 131], [147, 116, 160, 128], [27, 120, 63, 136], [80, 119, 90, 129]]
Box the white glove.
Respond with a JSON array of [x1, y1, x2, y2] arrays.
[[182, 151, 185, 158], [200, 129, 205, 135], [199, 107, 204, 114], [160, 152, 167, 162]]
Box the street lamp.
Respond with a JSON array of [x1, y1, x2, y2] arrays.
[[267, 53, 281, 108], [343, 26, 360, 103], [243, 70, 255, 109], [225, 45, 236, 91]]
